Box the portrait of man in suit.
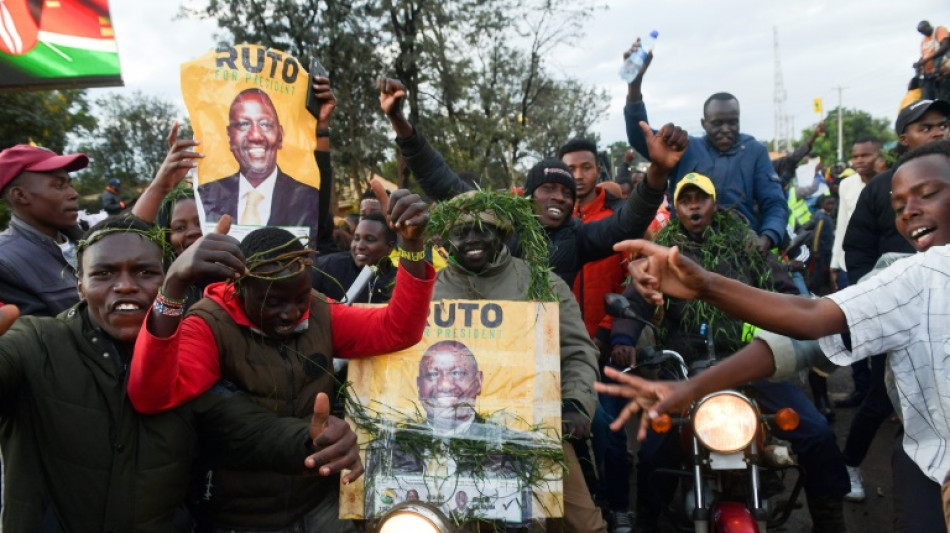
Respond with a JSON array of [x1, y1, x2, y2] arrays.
[[197, 88, 320, 228]]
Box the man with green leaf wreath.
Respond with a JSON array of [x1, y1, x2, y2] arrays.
[[425, 188, 605, 531]]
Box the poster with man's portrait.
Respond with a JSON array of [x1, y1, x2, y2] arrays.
[[181, 43, 319, 241], [340, 300, 564, 526]]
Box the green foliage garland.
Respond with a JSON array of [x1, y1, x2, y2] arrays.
[[426, 189, 554, 302], [653, 209, 774, 347]]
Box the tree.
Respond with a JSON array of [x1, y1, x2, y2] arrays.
[[796, 107, 895, 165], [74, 92, 192, 196], [0, 90, 96, 152], [182, 0, 388, 202], [183, 0, 609, 197]]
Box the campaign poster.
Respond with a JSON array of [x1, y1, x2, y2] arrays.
[[181, 44, 319, 242], [341, 300, 564, 527], [0, 0, 123, 89]]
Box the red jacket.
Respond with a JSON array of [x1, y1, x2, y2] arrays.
[[129, 264, 435, 413], [572, 186, 629, 339]]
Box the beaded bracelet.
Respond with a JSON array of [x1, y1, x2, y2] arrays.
[[397, 248, 426, 262], [153, 299, 184, 317], [157, 287, 187, 307]]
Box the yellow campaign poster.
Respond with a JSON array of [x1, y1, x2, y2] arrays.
[[180, 44, 319, 241], [813, 97, 823, 114], [341, 300, 564, 526]]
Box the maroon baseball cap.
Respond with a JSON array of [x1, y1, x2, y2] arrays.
[[0, 144, 89, 193]]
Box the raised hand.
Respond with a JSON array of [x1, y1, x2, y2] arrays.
[[164, 215, 246, 295], [614, 240, 708, 306], [305, 392, 364, 484], [0, 304, 20, 336], [641, 121, 688, 173], [622, 38, 653, 85], [377, 77, 407, 118], [388, 189, 429, 245], [156, 122, 203, 193], [311, 76, 336, 125], [595, 366, 695, 441]]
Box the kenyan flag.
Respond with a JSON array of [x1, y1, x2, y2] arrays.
[[0, 0, 122, 89]]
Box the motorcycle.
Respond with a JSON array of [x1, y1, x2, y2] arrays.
[[604, 294, 805, 533]]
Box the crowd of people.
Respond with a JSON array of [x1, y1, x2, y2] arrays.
[[0, 22, 948, 533]]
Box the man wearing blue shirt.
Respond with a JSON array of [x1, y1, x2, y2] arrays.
[[622, 43, 789, 252]]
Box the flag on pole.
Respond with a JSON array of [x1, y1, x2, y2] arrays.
[[813, 98, 823, 114], [0, 0, 123, 89]]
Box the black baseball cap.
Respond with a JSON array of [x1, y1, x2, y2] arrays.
[[895, 99, 950, 134]]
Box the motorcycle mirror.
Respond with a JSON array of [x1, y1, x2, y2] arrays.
[[604, 293, 660, 337], [650, 413, 673, 434], [774, 408, 800, 431], [604, 293, 632, 318]]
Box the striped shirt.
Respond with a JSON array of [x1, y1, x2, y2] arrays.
[[819, 244, 950, 483]]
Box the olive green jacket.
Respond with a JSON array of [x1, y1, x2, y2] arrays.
[[433, 248, 600, 419], [0, 303, 312, 532]]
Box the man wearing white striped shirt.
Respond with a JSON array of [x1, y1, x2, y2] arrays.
[[600, 140, 950, 532]]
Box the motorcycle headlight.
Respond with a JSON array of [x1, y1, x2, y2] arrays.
[[377, 501, 453, 533], [692, 391, 758, 453]]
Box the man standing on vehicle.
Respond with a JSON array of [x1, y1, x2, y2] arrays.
[[622, 42, 789, 253]]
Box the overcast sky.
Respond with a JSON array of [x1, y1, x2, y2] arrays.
[[100, 0, 949, 150]]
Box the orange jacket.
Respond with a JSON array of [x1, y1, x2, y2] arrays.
[[571, 186, 629, 339]]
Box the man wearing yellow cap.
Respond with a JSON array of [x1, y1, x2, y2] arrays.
[[610, 173, 850, 532]]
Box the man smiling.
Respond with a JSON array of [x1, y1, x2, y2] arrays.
[[622, 43, 788, 252], [198, 88, 320, 228], [0, 216, 354, 531]]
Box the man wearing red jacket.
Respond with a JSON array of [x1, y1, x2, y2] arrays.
[[128, 190, 435, 532], [559, 138, 635, 532]]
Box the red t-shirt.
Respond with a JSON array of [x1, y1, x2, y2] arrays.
[[128, 264, 436, 413]]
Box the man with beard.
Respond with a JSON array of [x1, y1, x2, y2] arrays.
[[621, 42, 788, 253], [198, 88, 320, 228]]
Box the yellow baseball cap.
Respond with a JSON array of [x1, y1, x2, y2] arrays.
[[673, 173, 717, 205]]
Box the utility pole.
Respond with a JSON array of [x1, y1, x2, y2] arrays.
[[834, 86, 846, 162], [773, 27, 789, 152]]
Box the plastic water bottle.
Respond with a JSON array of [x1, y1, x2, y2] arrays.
[[619, 30, 658, 83]]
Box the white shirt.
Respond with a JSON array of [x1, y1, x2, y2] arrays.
[[237, 168, 278, 225], [830, 174, 866, 271], [818, 245, 950, 483]]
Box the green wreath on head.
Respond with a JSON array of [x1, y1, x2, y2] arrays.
[[426, 188, 555, 302]]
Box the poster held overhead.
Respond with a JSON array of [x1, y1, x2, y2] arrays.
[[181, 44, 320, 243]]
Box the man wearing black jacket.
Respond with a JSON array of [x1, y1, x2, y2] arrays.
[[376, 77, 685, 288], [839, 98, 950, 502]]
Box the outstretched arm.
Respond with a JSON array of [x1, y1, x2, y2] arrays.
[[132, 123, 204, 223], [577, 122, 685, 262], [623, 40, 655, 160], [379, 77, 472, 201], [617, 239, 847, 339], [311, 75, 336, 246], [595, 339, 777, 440]]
